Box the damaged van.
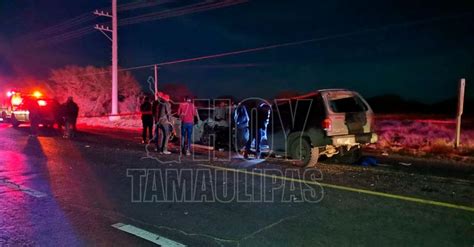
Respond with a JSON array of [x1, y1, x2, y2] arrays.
[[269, 89, 378, 167]]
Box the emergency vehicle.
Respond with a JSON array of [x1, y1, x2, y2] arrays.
[[4, 90, 61, 128]]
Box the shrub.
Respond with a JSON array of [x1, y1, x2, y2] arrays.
[[47, 66, 141, 116]]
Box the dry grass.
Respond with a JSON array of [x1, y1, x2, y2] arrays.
[[371, 117, 474, 160]]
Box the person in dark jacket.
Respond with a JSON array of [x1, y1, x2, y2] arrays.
[[151, 92, 172, 154], [27, 98, 41, 137], [64, 96, 79, 138], [140, 96, 153, 144], [244, 102, 271, 159], [234, 103, 249, 152]]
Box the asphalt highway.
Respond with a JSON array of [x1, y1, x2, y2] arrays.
[[0, 123, 473, 246]]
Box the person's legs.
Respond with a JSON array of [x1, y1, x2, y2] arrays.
[[142, 119, 147, 142], [255, 127, 263, 159], [30, 119, 38, 136], [68, 119, 77, 137], [151, 123, 159, 146], [245, 126, 254, 153], [72, 118, 77, 131], [147, 122, 153, 141], [65, 120, 72, 137], [161, 123, 170, 153], [156, 123, 163, 152], [185, 123, 193, 152], [181, 123, 186, 153], [181, 123, 193, 152]]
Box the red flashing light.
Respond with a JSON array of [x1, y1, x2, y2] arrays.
[[37, 100, 47, 107], [32, 91, 43, 98]]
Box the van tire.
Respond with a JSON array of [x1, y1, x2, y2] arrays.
[[290, 138, 319, 167]]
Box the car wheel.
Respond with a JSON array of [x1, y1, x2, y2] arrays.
[[11, 114, 20, 128], [290, 138, 319, 167]]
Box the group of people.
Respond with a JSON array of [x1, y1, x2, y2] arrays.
[[140, 94, 272, 159], [140, 93, 198, 156]]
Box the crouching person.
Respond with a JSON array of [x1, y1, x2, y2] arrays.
[[152, 92, 172, 154]]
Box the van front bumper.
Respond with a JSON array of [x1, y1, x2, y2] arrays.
[[330, 133, 378, 146]]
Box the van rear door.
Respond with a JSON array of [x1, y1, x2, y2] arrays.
[[321, 90, 373, 136]]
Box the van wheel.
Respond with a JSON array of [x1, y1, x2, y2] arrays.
[[11, 114, 20, 128], [290, 138, 319, 167]]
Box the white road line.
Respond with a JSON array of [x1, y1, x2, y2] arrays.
[[112, 223, 186, 247], [0, 179, 47, 198]]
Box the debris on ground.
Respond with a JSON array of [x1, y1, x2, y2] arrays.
[[356, 156, 378, 167]]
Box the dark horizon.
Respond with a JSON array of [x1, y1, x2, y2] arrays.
[[1, 0, 474, 103]]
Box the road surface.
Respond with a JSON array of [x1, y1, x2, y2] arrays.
[[0, 123, 473, 246]]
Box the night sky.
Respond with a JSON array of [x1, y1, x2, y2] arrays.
[[1, 0, 473, 103]]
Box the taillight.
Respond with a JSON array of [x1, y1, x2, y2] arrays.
[[37, 100, 47, 106], [322, 118, 332, 131]]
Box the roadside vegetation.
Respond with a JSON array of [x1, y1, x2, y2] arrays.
[[47, 66, 142, 116], [369, 116, 474, 162]]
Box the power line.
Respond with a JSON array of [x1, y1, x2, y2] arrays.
[[119, 0, 247, 26], [118, 0, 175, 11], [27, 0, 246, 47], [20, 13, 93, 39], [33, 27, 95, 47], [74, 11, 474, 77], [18, 1, 169, 44]]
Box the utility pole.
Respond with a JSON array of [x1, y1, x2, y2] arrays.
[[94, 0, 119, 120], [455, 78, 466, 148], [154, 64, 158, 100]]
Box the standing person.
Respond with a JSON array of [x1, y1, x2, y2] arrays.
[[244, 102, 271, 159], [234, 103, 249, 153], [140, 96, 153, 144], [214, 101, 228, 121], [64, 96, 79, 138], [151, 93, 172, 154], [178, 96, 198, 156], [28, 98, 40, 137]]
